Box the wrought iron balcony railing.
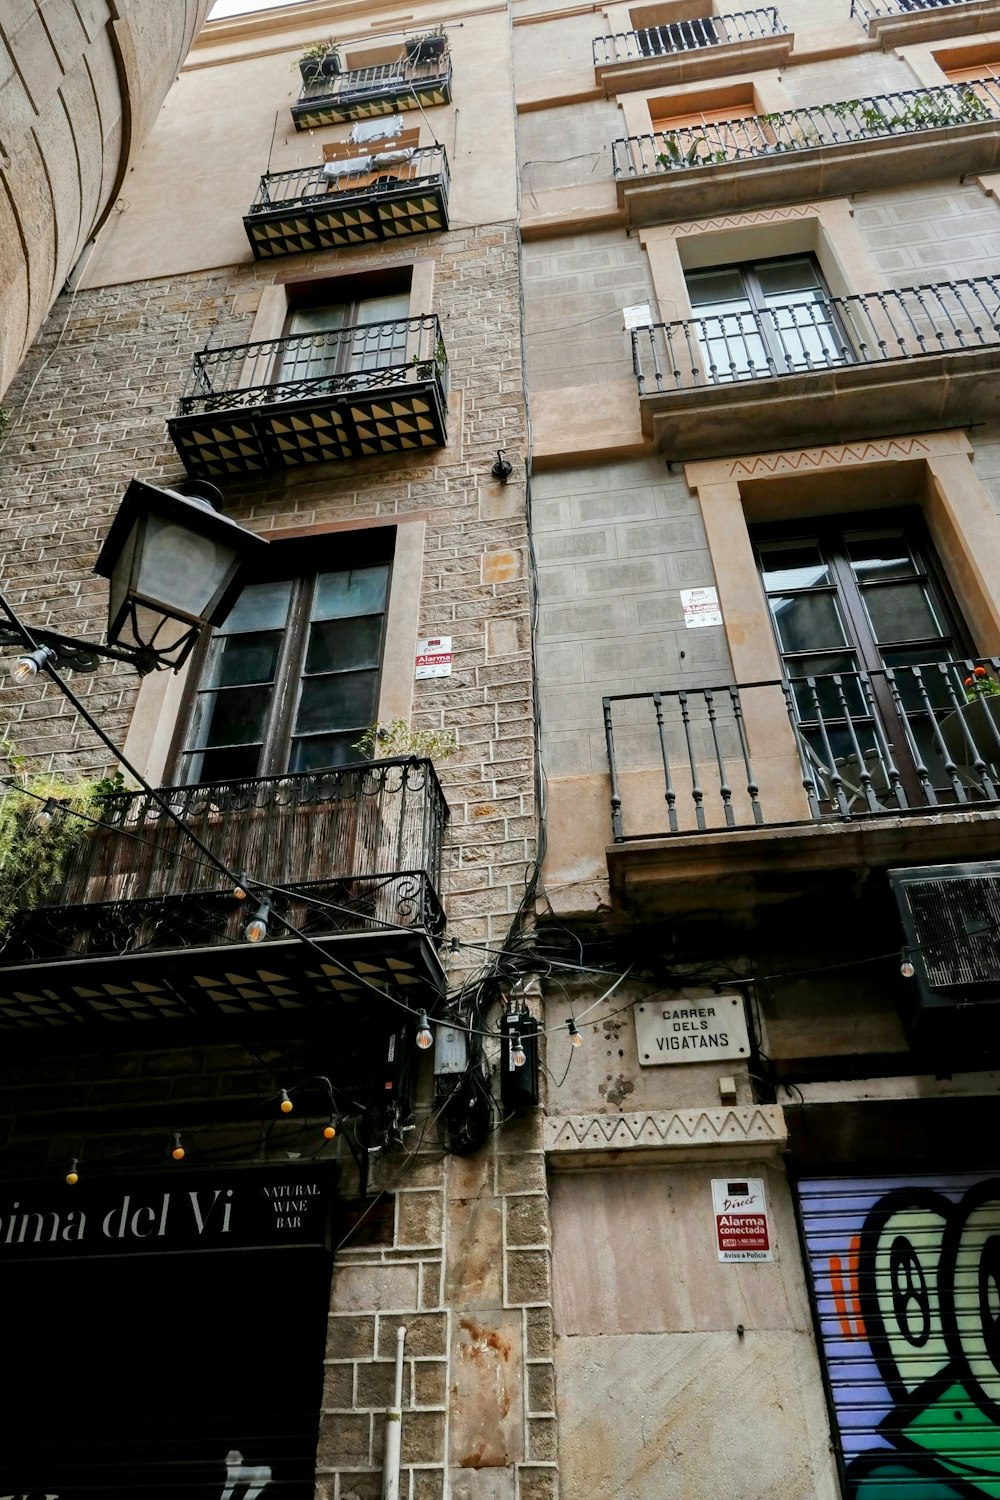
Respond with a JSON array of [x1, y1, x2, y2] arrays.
[[604, 662, 1000, 842], [613, 80, 996, 181], [630, 274, 1000, 393], [167, 316, 449, 479], [594, 8, 786, 66], [291, 55, 453, 129], [244, 147, 450, 258], [0, 761, 450, 1033], [852, 0, 993, 27]]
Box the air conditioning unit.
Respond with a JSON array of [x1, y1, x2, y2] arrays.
[[889, 862, 1000, 1057]]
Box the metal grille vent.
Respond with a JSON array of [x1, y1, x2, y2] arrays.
[[891, 863, 1000, 995]]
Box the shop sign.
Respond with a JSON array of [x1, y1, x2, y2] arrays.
[[635, 994, 750, 1066], [0, 1166, 335, 1497], [712, 1177, 773, 1262]]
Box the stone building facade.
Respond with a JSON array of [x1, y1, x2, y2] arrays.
[[5, 0, 1000, 1495]]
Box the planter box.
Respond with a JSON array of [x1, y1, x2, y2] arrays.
[[940, 694, 1000, 770]]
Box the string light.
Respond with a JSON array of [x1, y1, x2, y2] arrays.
[[65, 1158, 79, 1186], [511, 1027, 527, 1069], [900, 950, 916, 979], [170, 1133, 186, 1161], [232, 874, 249, 902], [567, 1017, 582, 1047], [244, 899, 270, 943], [322, 1119, 338, 1141], [34, 797, 59, 828], [10, 644, 56, 682], [415, 1010, 433, 1050], [279, 1089, 293, 1115]]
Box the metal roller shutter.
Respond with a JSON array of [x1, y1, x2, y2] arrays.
[[798, 1172, 1000, 1500]]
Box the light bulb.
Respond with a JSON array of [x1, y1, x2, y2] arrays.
[[900, 957, 916, 979], [171, 1133, 185, 1162], [66, 1158, 79, 1187], [244, 899, 270, 943], [34, 798, 57, 829], [233, 878, 249, 902], [512, 1035, 527, 1068], [11, 645, 55, 682], [567, 1018, 582, 1047], [323, 1120, 338, 1141], [415, 1010, 433, 1050], [279, 1089, 293, 1114]]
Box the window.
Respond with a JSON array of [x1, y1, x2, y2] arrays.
[[176, 532, 394, 784], [279, 289, 411, 386], [686, 254, 850, 381], [753, 512, 973, 803]]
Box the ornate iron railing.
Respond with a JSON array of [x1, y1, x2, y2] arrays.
[[177, 316, 448, 417], [248, 145, 450, 215], [604, 662, 1000, 841], [852, 0, 986, 26], [629, 274, 1000, 393], [594, 8, 786, 66], [296, 54, 451, 108], [612, 81, 997, 178], [17, 761, 449, 951]]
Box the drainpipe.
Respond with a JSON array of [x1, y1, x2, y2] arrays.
[[382, 1324, 406, 1500]]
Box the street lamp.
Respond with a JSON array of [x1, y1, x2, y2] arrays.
[[5, 478, 268, 678]]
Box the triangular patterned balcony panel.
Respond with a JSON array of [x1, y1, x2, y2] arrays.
[[243, 175, 449, 260], [291, 70, 452, 130], [168, 318, 449, 479]]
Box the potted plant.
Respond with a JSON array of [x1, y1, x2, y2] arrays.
[[404, 27, 447, 65], [940, 664, 1000, 775], [297, 38, 342, 85]]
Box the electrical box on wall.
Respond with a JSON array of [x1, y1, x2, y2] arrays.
[[890, 862, 1000, 1059], [499, 1008, 540, 1112]]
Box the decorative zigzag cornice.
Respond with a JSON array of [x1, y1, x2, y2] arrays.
[[544, 1105, 786, 1163]]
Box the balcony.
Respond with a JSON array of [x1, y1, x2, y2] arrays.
[[167, 316, 449, 480], [594, 9, 792, 92], [0, 760, 449, 1038], [243, 146, 450, 259], [291, 55, 452, 130], [851, 0, 1000, 44], [613, 81, 1000, 222], [630, 274, 1000, 458], [603, 666, 1000, 916]]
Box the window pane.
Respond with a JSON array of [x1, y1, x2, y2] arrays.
[[784, 650, 865, 719], [754, 258, 822, 296], [204, 631, 283, 690], [181, 743, 264, 784], [863, 582, 944, 644], [290, 733, 365, 771], [306, 615, 383, 675], [222, 579, 293, 635], [294, 670, 380, 736], [770, 591, 847, 652], [687, 269, 749, 307], [314, 565, 390, 621], [758, 541, 830, 591], [847, 533, 918, 583], [191, 686, 273, 749], [882, 646, 962, 712]]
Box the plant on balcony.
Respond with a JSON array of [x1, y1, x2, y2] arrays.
[[962, 665, 1000, 702], [404, 27, 448, 64], [296, 38, 342, 83], [826, 88, 988, 136], [0, 743, 126, 942], [656, 135, 731, 168], [353, 718, 457, 761]]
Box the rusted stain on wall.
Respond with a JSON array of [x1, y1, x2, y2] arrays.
[[450, 1312, 523, 1469]]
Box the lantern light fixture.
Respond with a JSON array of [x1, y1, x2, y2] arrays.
[[93, 478, 269, 673]]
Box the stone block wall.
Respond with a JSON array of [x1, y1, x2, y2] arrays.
[[0, 221, 534, 950], [533, 456, 730, 778], [852, 181, 1000, 286]]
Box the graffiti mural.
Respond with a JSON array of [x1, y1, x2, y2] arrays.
[[799, 1173, 1000, 1500]]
